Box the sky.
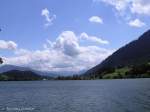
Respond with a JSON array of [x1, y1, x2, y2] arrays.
[[0, 0, 150, 73]]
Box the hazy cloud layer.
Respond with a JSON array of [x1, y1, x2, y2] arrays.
[[3, 31, 114, 72]]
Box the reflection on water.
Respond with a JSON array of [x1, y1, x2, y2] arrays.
[[0, 79, 150, 112]]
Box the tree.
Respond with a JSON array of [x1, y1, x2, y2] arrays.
[[0, 57, 3, 64]]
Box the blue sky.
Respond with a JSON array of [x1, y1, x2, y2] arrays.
[[0, 0, 150, 72]]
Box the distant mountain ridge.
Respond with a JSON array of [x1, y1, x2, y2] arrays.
[[85, 29, 150, 76], [0, 70, 53, 81], [0, 64, 85, 76], [0, 65, 30, 73], [0, 65, 58, 77]]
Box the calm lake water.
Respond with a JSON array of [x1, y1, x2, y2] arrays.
[[0, 79, 150, 112]]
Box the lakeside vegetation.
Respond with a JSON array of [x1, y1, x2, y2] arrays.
[[97, 64, 150, 79], [55, 63, 150, 80]]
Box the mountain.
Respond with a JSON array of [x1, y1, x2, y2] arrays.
[[84, 30, 150, 78], [0, 65, 58, 77], [51, 70, 86, 76], [33, 70, 58, 77], [0, 65, 29, 73], [0, 70, 53, 81], [0, 64, 84, 77]]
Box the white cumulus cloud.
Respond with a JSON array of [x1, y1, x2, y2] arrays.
[[93, 0, 150, 16], [131, 0, 150, 16], [41, 8, 56, 26], [93, 0, 149, 27], [93, 0, 129, 11], [80, 32, 109, 44], [0, 40, 17, 50], [89, 16, 103, 24], [128, 19, 145, 28], [53, 31, 81, 57]]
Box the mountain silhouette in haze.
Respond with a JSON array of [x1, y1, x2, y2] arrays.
[[0, 65, 30, 73], [0, 70, 52, 81], [0, 64, 58, 77], [84, 29, 150, 77]]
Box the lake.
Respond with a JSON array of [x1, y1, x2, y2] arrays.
[[0, 79, 150, 112]]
